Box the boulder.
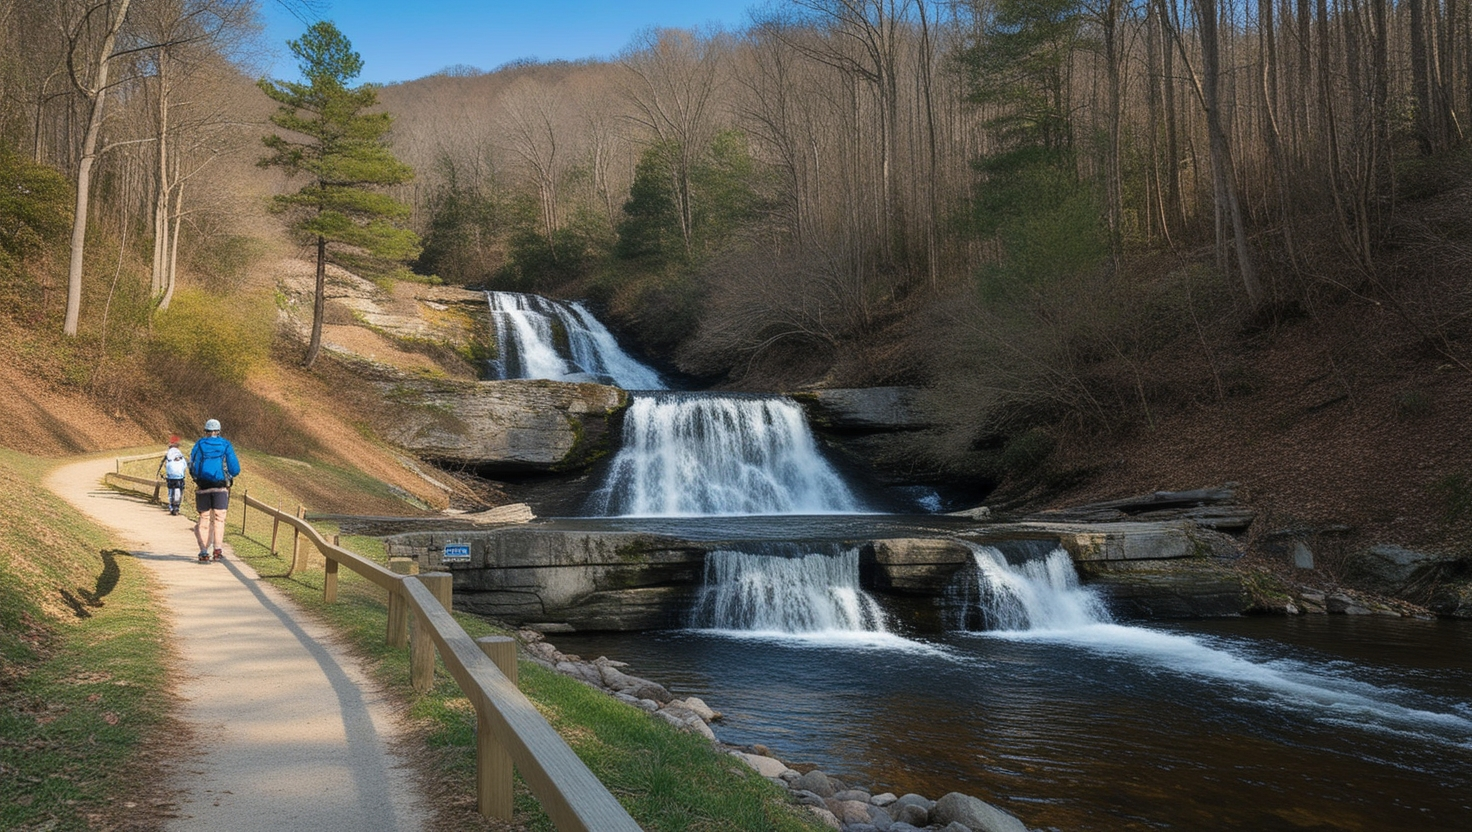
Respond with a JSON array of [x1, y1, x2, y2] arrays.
[[792, 769, 838, 798], [736, 752, 791, 778], [679, 696, 722, 721], [1344, 544, 1464, 595], [825, 798, 873, 824], [1430, 581, 1472, 618], [378, 377, 629, 474], [932, 791, 1028, 832]]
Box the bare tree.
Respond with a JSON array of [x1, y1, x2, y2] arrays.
[[619, 27, 729, 254], [61, 0, 134, 336]]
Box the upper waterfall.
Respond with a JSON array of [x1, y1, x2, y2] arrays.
[[585, 393, 867, 517], [485, 291, 665, 390]]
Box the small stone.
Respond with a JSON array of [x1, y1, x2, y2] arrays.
[[892, 803, 928, 826], [833, 789, 872, 803], [806, 805, 841, 830], [790, 789, 827, 807], [871, 793, 899, 807]]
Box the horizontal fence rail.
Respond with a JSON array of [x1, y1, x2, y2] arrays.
[[104, 460, 641, 831]]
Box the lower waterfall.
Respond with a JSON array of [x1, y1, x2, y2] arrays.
[[688, 545, 889, 634], [945, 542, 1113, 631]]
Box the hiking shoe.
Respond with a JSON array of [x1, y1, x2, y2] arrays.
[[198, 552, 210, 562], [212, 549, 224, 562]]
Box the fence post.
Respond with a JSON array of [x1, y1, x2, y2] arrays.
[[288, 504, 306, 575], [269, 514, 280, 557], [324, 533, 340, 603], [475, 635, 518, 820], [241, 490, 248, 537], [410, 573, 453, 693], [387, 582, 408, 649]]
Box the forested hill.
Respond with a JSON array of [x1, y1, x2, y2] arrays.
[[1, 2, 1469, 554], [377, 3, 1471, 548]]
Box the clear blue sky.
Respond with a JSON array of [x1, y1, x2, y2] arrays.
[[260, 1, 763, 84]]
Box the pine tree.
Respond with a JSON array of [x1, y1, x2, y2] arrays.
[[257, 21, 419, 367]]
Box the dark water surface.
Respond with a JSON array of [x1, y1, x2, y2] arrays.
[[555, 616, 1472, 831]]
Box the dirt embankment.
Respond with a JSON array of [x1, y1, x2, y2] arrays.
[[0, 258, 491, 515]]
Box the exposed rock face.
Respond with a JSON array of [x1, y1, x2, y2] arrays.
[[386, 519, 1257, 631], [789, 388, 969, 509], [377, 378, 629, 474], [1076, 558, 1254, 617], [385, 528, 703, 630], [794, 387, 931, 431]]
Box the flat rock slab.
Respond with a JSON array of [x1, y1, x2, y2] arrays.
[[46, 458, 430, 832]]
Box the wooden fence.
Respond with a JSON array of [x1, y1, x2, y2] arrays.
[[104, 460, 642, 832]]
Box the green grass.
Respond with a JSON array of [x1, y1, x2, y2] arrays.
[[224, 509, 824, 832], [0, 449, 173, 832]]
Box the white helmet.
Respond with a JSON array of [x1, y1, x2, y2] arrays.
[[204, 418, 222, 432]]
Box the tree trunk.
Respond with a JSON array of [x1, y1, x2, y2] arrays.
[[1410, 0, 1437, 154], [1193, 0, 1263, 305], [1103, 0, 1124, 265], [304, 234, 326, 368], [151, 51, 170, 300], [63, 0, 133, 337]]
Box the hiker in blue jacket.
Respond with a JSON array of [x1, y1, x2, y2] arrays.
[[190, 418, 241, 562]]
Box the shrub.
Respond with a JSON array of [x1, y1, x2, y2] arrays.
[[149, 287, 275, 383]]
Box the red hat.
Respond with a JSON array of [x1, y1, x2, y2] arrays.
[[168, 435, 180, 446]]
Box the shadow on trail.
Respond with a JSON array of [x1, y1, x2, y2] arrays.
[[59, 548, 123, 618]]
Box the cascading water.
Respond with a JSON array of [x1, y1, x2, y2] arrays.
[[688, 545, 889, 634], [948, 540, 1472, 743], [585, 393, 866, 517], [946, 542, 1112, 631], [484, 291, 665, 389]]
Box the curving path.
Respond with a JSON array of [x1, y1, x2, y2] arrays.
[[45, 457, 431, 832]]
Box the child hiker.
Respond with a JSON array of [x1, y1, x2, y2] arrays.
[[157, 436, 187, 515]]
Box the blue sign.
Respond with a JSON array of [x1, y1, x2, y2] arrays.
[[443, 543, 471, 563]]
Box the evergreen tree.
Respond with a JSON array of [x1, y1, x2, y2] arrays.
[[258, 21, 419, 367]]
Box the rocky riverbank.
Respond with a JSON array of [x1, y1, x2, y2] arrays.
[[517, 629, 1031, 832]]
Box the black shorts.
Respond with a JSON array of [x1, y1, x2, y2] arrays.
[[166, 478, 184, 490], [196, 490, 229, 512]]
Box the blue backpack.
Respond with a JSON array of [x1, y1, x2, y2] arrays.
[[190, 440, 233, 487]]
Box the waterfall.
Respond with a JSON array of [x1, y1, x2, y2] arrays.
[[485, 291, 665, 389], [586, 393, 866, 517], [689, 545, 890, 633], [946, 542, 1112, 631]]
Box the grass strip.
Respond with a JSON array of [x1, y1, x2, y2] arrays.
[[0, 450, 174, 832]]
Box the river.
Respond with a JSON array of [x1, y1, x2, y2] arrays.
[[555, 615, 1472, 831]]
